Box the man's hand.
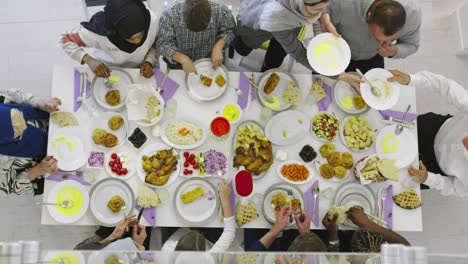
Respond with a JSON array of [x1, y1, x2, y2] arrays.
[[272, 206, 291, 235], [139, 62, 154, 78], [322, 213, 339, 235], [83, 55, 111, 78], [408, 160, 428, 183], [109, 215, 137, 241], [180, 56, 197, 74], [37, 97, 61, 113], [132, 223, 147, 250], [211, 46, 224, 70], [388, 70, 411, 85], [339, 72, 364, 93], [347, 207, 372, 228], [294, 212, 311, 234], [378, 43, 398, 58]]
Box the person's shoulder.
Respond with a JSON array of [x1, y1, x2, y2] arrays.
[[162, 0, 181, 16]]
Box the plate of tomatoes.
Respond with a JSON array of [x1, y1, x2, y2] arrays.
[[311, 112, 340, 142], [105, 146, 137, 180], [180, 150, 229, 178]]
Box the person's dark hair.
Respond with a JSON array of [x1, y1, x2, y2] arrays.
[[304, 0, 329, 7], [351, 229, 385, 253], [183, 0, 212, 32], [288, 233, 327, 252], [175, 231, 207, 251], [368, 0, 406, 36]]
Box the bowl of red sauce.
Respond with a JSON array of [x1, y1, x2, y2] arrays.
[[210, 116, 231, 140]]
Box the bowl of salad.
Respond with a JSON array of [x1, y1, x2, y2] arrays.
[[311, 112, 340, 142]]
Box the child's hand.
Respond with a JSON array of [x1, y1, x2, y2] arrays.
[[211, 46, 224, 70], [180, 56, 197, 74]]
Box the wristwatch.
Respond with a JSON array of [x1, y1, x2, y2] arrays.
[[328, 240, 340, 247]]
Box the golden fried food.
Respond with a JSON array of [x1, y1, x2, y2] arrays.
[[215, 74, 226, 87], [291, 199, 301, 212], [142, 149, 179, 186], [143, 159, 152, 172], [105, 90, 121, 106], [353, 96, 366, 110], [264, 72, 280, 94], [334, 166, 347, 179], [147, 96, 161, 120], [319, 142, 335, 158], [104, 133, 118, 148], [319, 163, 335, 179], [92, 128, 107, 145], [327, 152, 342, 167], [201, 76, 213, 87], [341, 152, 354, 169], [280, 164, 309, 182], [107, 195, 125, 213], [271, 192, 289, 207], [108, 115, 124, 131], [104, 256, 121, 264], [181, 187, 205, 204]]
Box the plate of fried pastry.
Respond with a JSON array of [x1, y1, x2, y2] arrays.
[[92, 68, 133, 111], [91, 112, 128, 149], [315, 142, 354, 182]]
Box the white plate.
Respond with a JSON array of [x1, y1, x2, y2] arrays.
[[262, 183, 306, 227], [160, 119, 208, 150], [306, 33, 351, 76], [89, 178, 135, 227], [339, 116, 377, 152], [92, 69, 133, 111], [88, 252, 130, 264], [48, 127, 89, 172], [310, 112, 340, 142], [46, 180, 89, 224], [360, 68, 400, 110], [44, 251, 86, 264], [376, 125, 418, 168], [90, 112, 128, 150], [265, 110, 310, 145], [185, 58, 229, 102], [333, 183, 376, 228], [333, 74, 369, 115], [256, 69, 300, 112], [179, 149, 230, 179], [175, 178, 218, 224], [276, 160, 314, 185], [104, 145, 137, 180], [136, 143, 180, 188], [175, 252, 216, 264], [126, 85, 165, 127]]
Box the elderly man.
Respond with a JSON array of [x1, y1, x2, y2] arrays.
[[388, 70, 468, 197], [329, 0, 421, 74]]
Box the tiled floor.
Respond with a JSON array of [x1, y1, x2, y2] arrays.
[[1, 0, 468, 254]]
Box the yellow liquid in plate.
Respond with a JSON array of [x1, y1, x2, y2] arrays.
[[264, 95, 281, 109], [108, 75, 121, 83], [381, 133, 399, 154], [314, 42, 339, 70], [223, 104, 241, 122], [52, 135, 76, 152], [52, 252, 80, 264], [56, 187, 83, 216], [340, 96, 353, 110]]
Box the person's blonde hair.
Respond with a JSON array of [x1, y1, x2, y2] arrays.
[[288, 233, 327, 252], [175, 231, 207, 251]]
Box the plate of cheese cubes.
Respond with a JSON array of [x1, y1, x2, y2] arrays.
[[175, 178, 219, 224]]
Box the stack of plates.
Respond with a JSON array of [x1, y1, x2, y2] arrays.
[[333, 183, 376, 228]]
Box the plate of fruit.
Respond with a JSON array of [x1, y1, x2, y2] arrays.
[[104, 146, 137, 180], [181, 149, 229, 179]]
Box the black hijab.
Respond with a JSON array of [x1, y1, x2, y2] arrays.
[[81, 0, 151, 53]]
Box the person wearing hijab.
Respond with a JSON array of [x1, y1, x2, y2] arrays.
[[0, 89, 60, 196], [233, 0, 339, 71], [61, 0, 160, 78]]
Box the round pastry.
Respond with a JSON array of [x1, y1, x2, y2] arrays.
[[341, 152, 354, 169], [353, 96, 366, 110], [334, 166, 347, 179], [107, 195, 125, 213], [104, 133, 118, 148], [105, 256, 121, 264], [105, 90, 121, 106], [327, 151, 342, 167], [320, 163, 335, 179], [319, 142, 335, 158], [92, 128, 107, 145], [108, 115, 124, 131]]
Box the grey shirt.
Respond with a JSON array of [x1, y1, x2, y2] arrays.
[[329, 0, 422, 61]]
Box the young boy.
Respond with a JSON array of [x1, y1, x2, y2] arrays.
[[157, 0, 236, 73]]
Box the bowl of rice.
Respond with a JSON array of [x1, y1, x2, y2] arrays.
[[160, 119, 208, 150]]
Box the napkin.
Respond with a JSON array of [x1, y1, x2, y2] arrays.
[[305, 180, 320, 226], [384, 185, 393, 229], [313, 75, 332, 111], [47, 172, 91, 186], [135, 203, 157, 227], [237, 72, 257, 109], [154, 68, 180, 102], [126, 87, 153, 121], [73, 69, 83, 112], [379, 110, 418, 122], [133, 252, 155, 264]]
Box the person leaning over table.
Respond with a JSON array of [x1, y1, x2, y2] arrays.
[[0, 89, 60, 196], [161, 181, 235, 252], [233, 0, 336, 72], [328, 0, 421, 80], [387, 70, 468, 197], [157, 0, 236, 73], [60, 0, 160, 79]]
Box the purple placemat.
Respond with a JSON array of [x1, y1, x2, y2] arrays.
[[46, 172, 91, 186], [379, 110, 418, 122], [135, 203, 157, 227], [384, 185, 394, 229], [305, 180, 320, 226], [73, 69, 83, 112], [133, 252, 155, 264], [154, 68, 180, 102], [313, 75, 332, 111], [237, 72, 256, 109]]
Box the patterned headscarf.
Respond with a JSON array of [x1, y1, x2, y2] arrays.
[[351, 229, 385, 253]]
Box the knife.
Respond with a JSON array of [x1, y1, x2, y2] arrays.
[[137, 207, 145, 223]]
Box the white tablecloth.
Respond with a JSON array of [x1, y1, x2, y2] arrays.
[[41, 64, 422, 231]]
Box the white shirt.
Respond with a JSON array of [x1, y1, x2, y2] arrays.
[[102, 237, 138, 251], [161, 216, 236, 252], [61, 10, 160, 68], [410, 71, 468, 196]]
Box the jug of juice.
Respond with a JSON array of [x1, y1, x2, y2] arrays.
[[234, 167, 253, 205]]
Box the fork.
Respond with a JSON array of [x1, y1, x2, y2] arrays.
[[380, 187, 387, 219], [157, 69, 171, 94], [286, 189, 295, 223], [247, 77, 274, 103], [312, 185, 320, 221], [395, 105, 411, 135]]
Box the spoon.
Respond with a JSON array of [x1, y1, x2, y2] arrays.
[[357, 68, 382, 97], [37, 201, 73, 208]]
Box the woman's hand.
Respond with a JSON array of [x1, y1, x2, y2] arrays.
[[294, 212, 311, 235], [28, 156, 58, 180], [108, 215, 137, 241], [347, 207, 372, 228], [388, 70, 411, 85], [339, 72, 363, 93], [37, 97, 61, 113], [83, 54, 111, 78], [132, 223, 147, 250], [140, 62, 154, 78], [219, 180, 231, 203], [272, 206, 291, 235], [408, 160, 428, 183], [320, 13, 340, 37]]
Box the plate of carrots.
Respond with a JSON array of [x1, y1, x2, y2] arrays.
[[276, 161, 315, 185]]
